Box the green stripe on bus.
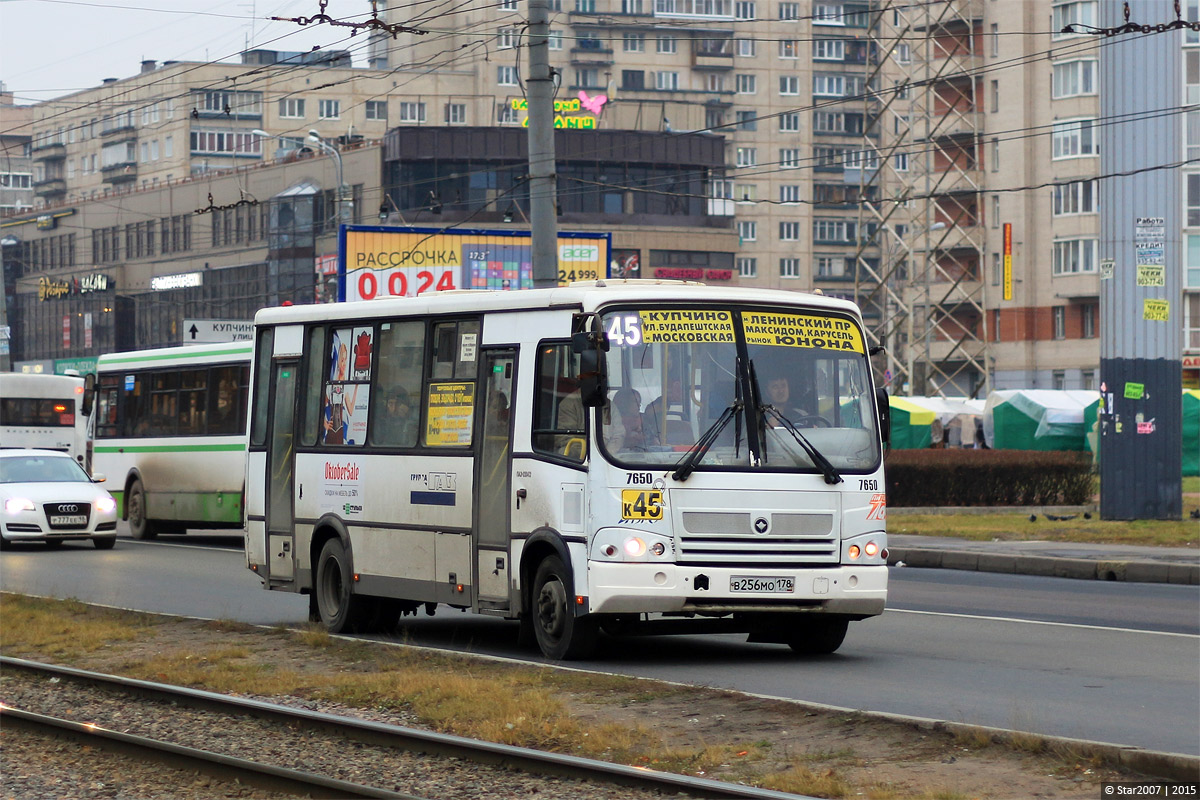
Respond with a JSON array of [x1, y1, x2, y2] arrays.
[[93, 444, 246, 453], [99, 346, 252, 366]]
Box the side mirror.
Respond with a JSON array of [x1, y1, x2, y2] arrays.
[[875, 387, 891, 450], [571, 314, 609, 408], [91, 472, 107, 483], [82, 372, 96, 418]]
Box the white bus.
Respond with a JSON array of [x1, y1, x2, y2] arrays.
[[93, 342, 252, 539], [0, 372, 94, 467], [245, 282, 891, 659]]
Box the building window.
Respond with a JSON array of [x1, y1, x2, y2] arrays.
[[398, 102, 426, 123], [1052, 238, 1098, 275], [779, 221, 801, 241], [780, 148, 802, 168], [815, 255, 847, 279], [498, 105, 521, 125], [318, 99, 340, 119], [657, 35, 678, 53], [549, 30, 563, 49], [501, 0, 518, 9], [1052, 59, 1096, 98], [1052, 307, 1066, 340], [624, 33, 645, 51], [498, 27, 518, 48], [576, 0, 595, 11], [990, 23, 1000, 57], [780, 185, 801, 203], [779, 2, 799, 19], [990, 80, 999, 112], [1188, 173, 1200, 226], [813, 74, 844, 97], [1082, 303, 1097, 338], [622, 70, 645, 89], [655, 71, 679, 90], [993, 309, 1002, 342], [1052, 1, 1097, 39], [991, 137, 1000, 171], [814, 39, 844, 60], [278, 98, 305, 119], [737, 256, 757, 277], [704, 73, 725, 92], [778, 39, 799, 58], [813, 3, 844, 24], [894, 152, 909, 171], [780, 257, 801, 278], [1052, 118, 1099, 159], [365, 100, 387, 121], [623, 0, 644, 10], [736, 147, 757, 166], [735, 1, 755, 18], [1053, 180, 1097, 215], [779, 112, 801, 132], [498, 65, 519, 85], [738, 38, 757, 57], [1082, 369, 1095, 390], [736, 73, 756, 94], [991, 252, 1002, 286], [1052, 369, 1066, 389], [445, 103, 466, 124], [738, 220, 757, 241], [896, 43, 911, 63], [779, 75, 799, 95], [736, 110, 758, 130], [813, 111, 845, 133], [814, 218, 853, 242], [736, 184, 756, 201], [576, 68, 600, 88]]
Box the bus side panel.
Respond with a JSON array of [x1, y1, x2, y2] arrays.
[[91, 448, 139, 517], [245, 450, 268, 572]]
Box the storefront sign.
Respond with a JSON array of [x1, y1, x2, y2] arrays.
[[151, 272, 203, 291], [36, 214, 57, 230], [510, 97, 600, 129], [653, 267, 733, 281], [38, 277, 71, 301], [77, 273, 110, 293]]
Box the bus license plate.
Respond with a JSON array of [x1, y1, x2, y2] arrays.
[[50, 515, 87, 526], [730, 576, 794, 593]]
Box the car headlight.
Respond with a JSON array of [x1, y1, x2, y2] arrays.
[[4, 498, 35, 514], [95, 496, 117, 514]]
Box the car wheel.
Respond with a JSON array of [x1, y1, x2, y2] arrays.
[[314, 538, 373, 634], [0, 534, 9, 551], [127, 478, 158, 540], [784, 617, 849, 655], [532, 555, 597, 660], [93, 536, 116, 550]]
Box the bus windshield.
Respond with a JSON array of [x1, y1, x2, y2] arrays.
[[598, 306, 880, 474]]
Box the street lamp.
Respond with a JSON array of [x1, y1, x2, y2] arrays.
[[307, 130, 348, 224]]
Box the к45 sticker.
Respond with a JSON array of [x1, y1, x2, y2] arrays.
[[622, 489, 663, 520]]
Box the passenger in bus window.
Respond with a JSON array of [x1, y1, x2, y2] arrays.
[[210, 376, 240, 434], [643, 378, 688, 445], [765, 375, 814, 420], [377, 389, 416, 445], [604, 387, 645, 451]]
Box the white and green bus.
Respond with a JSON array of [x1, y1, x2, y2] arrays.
[[246, 282, 891, 659], [94, 342, 252, 539]]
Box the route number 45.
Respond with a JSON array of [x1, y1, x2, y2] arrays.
[[621, 489, 663, 520]]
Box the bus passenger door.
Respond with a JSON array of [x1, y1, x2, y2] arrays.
[[266, 360, 299, 583], [474, 349, 516, 608]]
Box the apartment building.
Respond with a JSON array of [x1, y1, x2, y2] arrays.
[[0, 86, 34, 217]]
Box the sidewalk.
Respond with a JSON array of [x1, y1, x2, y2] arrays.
[[886, 510, 1199, 585]]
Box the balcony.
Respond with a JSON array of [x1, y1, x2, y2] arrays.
[[32, 143, 66, 162], [32, 177, 66, 198], [100, 122, 136, 138], [101, 162, 137, 184]]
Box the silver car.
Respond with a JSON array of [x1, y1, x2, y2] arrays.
[[0, 450, 118, 550]]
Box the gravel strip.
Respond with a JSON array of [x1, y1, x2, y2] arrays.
[[1, 671, 689, 800]]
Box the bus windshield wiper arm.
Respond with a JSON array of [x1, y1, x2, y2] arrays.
[[671, 398, 742, 482], [762, 405, 843, 485]]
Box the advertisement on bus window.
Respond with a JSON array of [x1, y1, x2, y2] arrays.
[[337, 226, 611, 303]]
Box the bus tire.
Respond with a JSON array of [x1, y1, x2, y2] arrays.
[[127, 479, 158, 540], [532, 555, 597, 660], [315, 538, 372, 634], [784, 617, 849, 655]]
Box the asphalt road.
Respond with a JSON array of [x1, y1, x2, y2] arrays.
[[2, 532, 1197, 756]]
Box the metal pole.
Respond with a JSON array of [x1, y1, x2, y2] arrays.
[[0, 235, 15, 371], [526, 0, 558, 289]]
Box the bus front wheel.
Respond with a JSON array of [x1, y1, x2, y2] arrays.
[[531, 555, 597, 660], [315, 538, 373, 634], [127, 479, 158, 540], [784, 617, 849, 655]]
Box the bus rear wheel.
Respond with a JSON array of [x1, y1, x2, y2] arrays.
[[127, 479, 158, 540], [531, 555, 597, 660], [784, 617, 849, 655], [315, 538, 373, 634]]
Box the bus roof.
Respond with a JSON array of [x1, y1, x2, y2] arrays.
[[0, 372, 85, 390], [96, 341, 254, 371], [253, 281, 863, 327]]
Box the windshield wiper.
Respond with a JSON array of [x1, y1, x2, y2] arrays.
[[762, 405, 843, 485], [672, 364, 744, 482]]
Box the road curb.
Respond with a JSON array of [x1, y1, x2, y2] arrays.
[[887, 547, 1200, 585]]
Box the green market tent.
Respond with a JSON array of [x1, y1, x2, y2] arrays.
[[983, 390, 1100, 451], [1184, 390, 1199, 477], [888, 396, 936, 449]]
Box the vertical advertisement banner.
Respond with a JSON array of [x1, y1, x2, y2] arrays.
[[1002, 223, 1013, 302], [339, 227, 611, 303]]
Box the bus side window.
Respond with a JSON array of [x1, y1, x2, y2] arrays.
[[209, 366, 243, 435], [300, 326, 327, 446], [370, 320, 423, 448], [532, 342, 586, 462]]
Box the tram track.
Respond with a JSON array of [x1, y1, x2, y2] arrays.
[[0, 656, 810, 800]]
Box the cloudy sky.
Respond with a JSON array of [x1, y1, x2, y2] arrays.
[[1, 0, 374, 104]]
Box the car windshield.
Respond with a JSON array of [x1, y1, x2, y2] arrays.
[[598, 306, 880, 473], [0, 455, 90, 483]]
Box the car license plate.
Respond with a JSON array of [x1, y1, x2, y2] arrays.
[[50, 515, 88, 526], [729, 576, 794, 593]]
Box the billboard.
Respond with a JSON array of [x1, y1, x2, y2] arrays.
[[338, 226, 611, 302]]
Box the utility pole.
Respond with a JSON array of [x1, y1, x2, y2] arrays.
[[526, 0, 558, 288]]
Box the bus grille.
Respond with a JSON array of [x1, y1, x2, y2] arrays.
[[678, 511, 838, 567]]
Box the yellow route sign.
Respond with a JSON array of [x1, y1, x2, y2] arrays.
[[741, 312, 865, 353]]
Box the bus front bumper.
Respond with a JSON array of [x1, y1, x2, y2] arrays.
[[586, 562, 887, 617]]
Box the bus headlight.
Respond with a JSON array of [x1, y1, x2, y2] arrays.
[[5, 498, 35, 515], [591, 528, 673, 563], [842, 532, 887, 565]]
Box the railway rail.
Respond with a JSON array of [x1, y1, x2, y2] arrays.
[[0, 656, 812, 800]]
